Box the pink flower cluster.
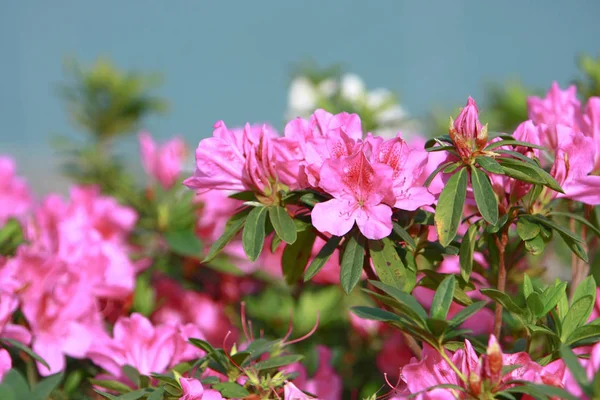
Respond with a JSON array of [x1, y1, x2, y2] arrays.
[[139, 132, 187, 190], [186, 110, 435, 240], [0, 156, 33, 226]]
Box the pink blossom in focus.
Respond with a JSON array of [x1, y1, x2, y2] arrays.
[[312, 150, 394, 240], [139, 132, 187, 189], [0, 156, 33, 226]]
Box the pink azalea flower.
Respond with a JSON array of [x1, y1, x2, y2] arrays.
[[376, 332, 414, 381], [527, 82, 582, 152], [88, 313, 203, 381], [367, 134, 435, 210], [562, 341, 600, 398], [139, 132, 187, 190], [178, 377, 224, 400], [449, 97, 488, 159], [0, 349, 11, 382], [408, 136, 447, 195], [0, 156, 33, 226], [312, 149, 394, 240], [582, 97, 600, 173], [284, 381, 316, 400], [185, 122, 300, 197]]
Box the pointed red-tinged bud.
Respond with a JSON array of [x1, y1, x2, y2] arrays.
[[484, 335, 503, 385], [476, 123, 488, 150], [453, 97, 482, 140], [468, 372, 482, 396]]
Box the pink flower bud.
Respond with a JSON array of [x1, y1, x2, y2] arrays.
[[484, 335, 504, 385], [453, 97, 482, 140]]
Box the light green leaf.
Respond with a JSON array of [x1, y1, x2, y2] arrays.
[[253, 355, 304, 371], [430, 275, 456, 320], [517, 218, 541, 241], [369, 238, 415, 292], [476, 156, 504, 174], [561, 295, 595, 342], [459, 224, 478, 282], [526, 292, 544, 320], [351, 306, 402, 323], [523, 274, 534, 299]]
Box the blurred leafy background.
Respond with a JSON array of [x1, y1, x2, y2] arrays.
[[2, 1, 600, 195]]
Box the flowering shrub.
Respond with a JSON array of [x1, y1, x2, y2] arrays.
[[1, 74, 600, 400]]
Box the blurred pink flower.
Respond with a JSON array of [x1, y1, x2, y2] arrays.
[[139, 132, 187, 190], [179, 377, 224, 400], [88, 313, 203, 381], [284, 346, 341, 400], [376, 332, 414, 381], [284, 381, 316, 400], [0, 156, 33, 226], [0, 349, 11, 382]]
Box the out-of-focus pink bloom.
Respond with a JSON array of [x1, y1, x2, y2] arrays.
[[550, 127, 600, 205], [562, 341, 600, 398], [284, 346, 340, 400], [185, 122, 300, 197], [195, 190, 243, 242], [376, 332, 414, 381], [589, 288, 600, 321], [449, 97, 487, 159], [180, 377, 205, 400], [0, 349, 11, 382], [152, 277, 232, 345], [139, 132, 187, 189], [0, 292, 31, 346], [582, 97, 600, 172], [0, 156, 32, 226], [312, 150, 394, 240], [528, 82, 582, 152], [408, 136, 446, 195], [367, 135, 435, 210], [88, 313, 203, 381], [349, 312, 381, 337]]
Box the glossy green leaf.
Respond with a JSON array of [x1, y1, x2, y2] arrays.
[[203, 208, 249, 262], [435, 168, 468, 247], [476, 156, 504, 174], [242, 206, 268, 261], [523, 274, 534, 299], [572, 276, 597, 312], [497, 157, 563, 193], [549, 211, 600, 238], [368, 281, 428, 321], [566, 324, 600, 345], [304, 236, 341, 282], [459, 224, 478, 282], [470, 166, 498, 225], [480, 288, 526, 316], [391, 222, 416, 249], [254, 355, 304, 371], [561, 295, 595, 342], [449, 301, 488, 329], [430, 275, 456, 320], [351, 306, 402, 323], [147, 388, 166, 400], [542, 281, 568, 316], [526, 292, 544, 319], [340, 233, 366, 294], [369, 238, 415, 292], [268, 206, 297, 244], [525, 235, 546, 255], [517, 218, 541, 241]]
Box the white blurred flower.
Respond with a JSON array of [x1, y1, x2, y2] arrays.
[[366, 88, 392, 109], [318, 78, 337, 98], [341, 73, 366, 102], [287, 77, 318, 118]]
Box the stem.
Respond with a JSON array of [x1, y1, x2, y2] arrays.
[[438, 347, 467, 382], [570, 206, 591, 299], [493, 230, 508, 339]]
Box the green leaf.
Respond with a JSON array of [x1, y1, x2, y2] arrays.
[[203, 208, 249, 262], [282, 229, 316, 285], [122, 365, 140, 387], [449, 301, 488, 329], [164, 230, 203, 258], [93, 390, 119, 400], [1, 339, 49, 370], [147, 388, 166, 400], [229, 191, 256, 201], [525, 235, 546, 255], [526, 292, 544, 320], [391, 222, 416, 249], [517, 218, 541, 241], [470, 166, 498, 224], [443, 162, 461, 174], [30, 373, 64, 400], [351, 306, 402, 323], [369, 238, 415, 292], [117, 389, 151, 400], [213, 383, 251, 398], [459, 224, 478, 282], [566, 324, 600, 345], [340, 233, 366, 294], [523, 384, 579, 400], [572, 276, 597, 312], [523, 215, 588, 262], [561, 295, 595, 342], [430, 275, 456, 320], [476, 156, 504, 174], [485, 139, 546, 151], [560, 345, 592, 396], [523, 274, 534, 299], [435, 168, 468, 247], [480, 289, 526, 316], [132, 275, 155, 316], [1, 370, 29, 398], [304, 236, 342, 282], [497, 158, 563, 192], [424, 161, 455, 187], [268, 206, 297, 245], [368, 281, 428, 321], [548, 211, 600, 238], [254, 354, 304, 371], [542, 281, 568, 316], [242, 206, 268, 261], [89, 379, 132, 394]]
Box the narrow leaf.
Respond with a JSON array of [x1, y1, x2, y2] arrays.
[[566, 324, 600, 345], [561, 295, 594, 342], [282, 229, 316, 285], [526, 292, 544, 319], [549, 211, 600, 238], [485, 139, 546, 151], [430, 275, 456, 319], [340, 233, 366, 294], [560, 345, 592, 395], [476, 156, 504, 174], [480, 289, 526, 316], [242, 206, 268, 261], [435, 168, 468, 247], [369, 238, 415, 292], [254, 355, 304, 371], [459, 224, 478, 282], [471, 166, 498, 224], [392, 222, 416, 249], [1, 339, 49, 369], [304, 236, 342, 282], [523, 274, 534, 299], [368, 281, 428, 321], [268, 206, 297, 245], [203, 208, 249, 262], [449, 301, 488, 329], [351, 306, 402, 323], [424, 161, 455, 187]]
